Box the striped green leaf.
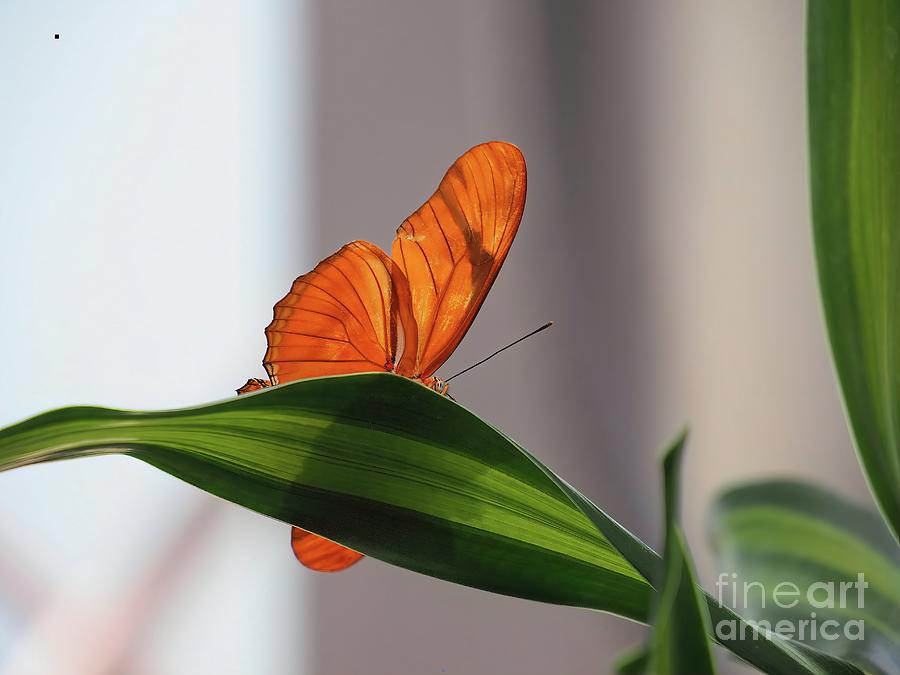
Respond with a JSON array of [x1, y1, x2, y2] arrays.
[[0, 374, 863, 674], [710, 480, 900, 674], [0, 373, 650, 619], [808, 0, 900, 540]]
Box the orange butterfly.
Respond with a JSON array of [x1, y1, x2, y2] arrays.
[[238, 141, 527, 572]]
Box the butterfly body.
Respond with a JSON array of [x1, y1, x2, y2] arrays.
[[239, 369, 447, 395], [241, 141, 526, 572]]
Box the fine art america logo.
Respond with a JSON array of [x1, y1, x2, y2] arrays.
[[714, 572, 867, 641]]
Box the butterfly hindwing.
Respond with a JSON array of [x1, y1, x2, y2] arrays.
[[264, 240, 402, 382], [259, 240, 412, 572], [291, 527, 364, 572]]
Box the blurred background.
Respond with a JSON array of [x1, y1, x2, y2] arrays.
[[0, 1, 873, 673]]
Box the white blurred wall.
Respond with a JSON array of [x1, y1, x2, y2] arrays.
[[641, 0, 870, 588], [0, 2, 312, 673]]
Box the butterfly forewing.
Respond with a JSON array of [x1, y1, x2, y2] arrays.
[[392, 141, 526, 378]]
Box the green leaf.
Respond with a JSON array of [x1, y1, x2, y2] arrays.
[[0, 373, 863, 674], [710, 480, 900, 674], [0, 373, 650, 619], [612, 435, 716, 675], [808, 0, 900, 540], [558, 465, 865, 675], [614, 645, 650, 675], [645, 435, 716, 674]]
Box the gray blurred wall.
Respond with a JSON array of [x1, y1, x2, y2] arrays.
[[303, 2, 871, 673]]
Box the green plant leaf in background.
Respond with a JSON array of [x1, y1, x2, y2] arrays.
[[552, 469, 864, 675], [614, 645, 650, 675], [648, 435, 717, 674], [0, 374, 864, 675], [710, 480, 900, 674], [615, 434, 717, 675], [808, 0, 900, 540]]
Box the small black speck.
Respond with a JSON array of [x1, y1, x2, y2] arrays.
[[54, 34, 59, 39]]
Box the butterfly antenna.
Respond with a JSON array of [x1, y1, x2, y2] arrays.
[[445, 322, 554, 382]]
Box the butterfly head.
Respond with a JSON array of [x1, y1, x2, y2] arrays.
[[421, 375, 449, 396]]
